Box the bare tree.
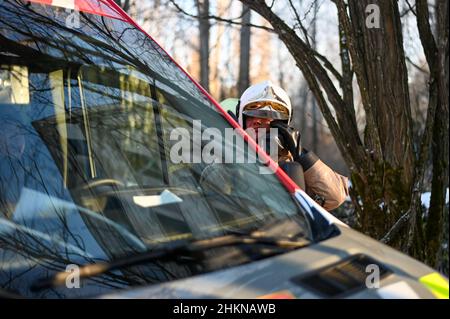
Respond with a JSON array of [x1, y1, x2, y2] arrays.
[[238, 0, 448, 265], [238, 4, 251, 95], [196, 0, 210, 91]]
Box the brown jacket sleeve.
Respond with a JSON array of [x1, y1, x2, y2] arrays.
[[298, 151, 349, 211]]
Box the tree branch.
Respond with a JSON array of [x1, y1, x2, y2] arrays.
[[404, 0, 417, 17], [380, 209, 411, 244], [337, 13, 355, 120], [334, 0, 383, 161], [287, 0, 342, 83], [314, 51, 343, 83], [416, 0, 438, 72], [406, 56, 429, 74], [168, 0, 275, 33], [287, 0, 312, 47]]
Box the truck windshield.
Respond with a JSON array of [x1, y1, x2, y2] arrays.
[[0, 1, 312, 298]]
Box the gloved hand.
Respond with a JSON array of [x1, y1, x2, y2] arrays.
[[270, 120, 302, 162]]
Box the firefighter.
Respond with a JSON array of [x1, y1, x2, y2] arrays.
[[237, 80, 349, 211]]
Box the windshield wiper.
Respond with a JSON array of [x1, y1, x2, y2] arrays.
[[31, 232, 309, 291]]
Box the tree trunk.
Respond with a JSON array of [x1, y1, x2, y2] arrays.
[[425, 0, 449, 268], [238, 4, 251, 95], [196, 0, 210, 91], [298, 84, 309, 136], [348, 0, 414, 178], [329, 0, 415, 247]]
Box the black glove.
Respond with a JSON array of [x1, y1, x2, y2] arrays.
[[270, 120, 302, 162], [271, 121, 320, 171]]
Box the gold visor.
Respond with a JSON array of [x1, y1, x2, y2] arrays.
[[242, 101, 289, 120]]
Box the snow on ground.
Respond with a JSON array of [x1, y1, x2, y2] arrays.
[[421, 188, 449, 209]]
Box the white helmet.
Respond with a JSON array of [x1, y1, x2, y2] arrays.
[[238, 80, 292, 128]]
